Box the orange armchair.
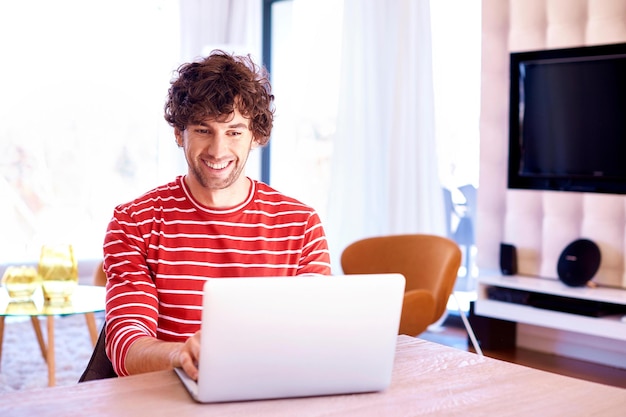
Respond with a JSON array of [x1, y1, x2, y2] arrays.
[[341, 234, 462, 337]]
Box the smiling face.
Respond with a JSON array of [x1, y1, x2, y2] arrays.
[[175, 107, 259, 207]]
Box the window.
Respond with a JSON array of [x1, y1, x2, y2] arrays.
[[431, 0, 481, 282], [0, 0, 182, 263], [431, 0, 481, 192]]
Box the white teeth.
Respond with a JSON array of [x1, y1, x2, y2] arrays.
[[207, 161, 229, 169]]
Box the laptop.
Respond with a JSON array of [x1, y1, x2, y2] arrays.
[[174, 273, 405, 403]]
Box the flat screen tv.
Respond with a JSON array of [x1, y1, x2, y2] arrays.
[[508, 42, 626, 194]]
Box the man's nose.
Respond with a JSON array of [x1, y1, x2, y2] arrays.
[[208, 133, 229, 157]]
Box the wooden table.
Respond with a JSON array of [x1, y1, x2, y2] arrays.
[[0, 285, 105, 387], [1, 335, 625, 416]]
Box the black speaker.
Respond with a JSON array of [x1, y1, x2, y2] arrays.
[[500, 243, 517, 275], [557, 239, 601, 287]]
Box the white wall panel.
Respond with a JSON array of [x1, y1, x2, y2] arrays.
[[480, 0, 626, 288]]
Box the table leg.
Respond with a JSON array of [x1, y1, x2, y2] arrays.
[[47, 316, 55, 387], [85, 312, 98, 346], [0, 316, 4, 371], [1, 317, 47, 371], [31, 316, 48, 361]]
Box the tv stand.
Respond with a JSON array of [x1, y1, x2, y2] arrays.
[[475, 273, 626, 368]]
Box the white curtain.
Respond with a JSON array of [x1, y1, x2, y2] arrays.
[[325, 0, 446, 271], [179, 0, 262, 61]]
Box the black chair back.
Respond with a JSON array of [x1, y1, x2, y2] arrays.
[[78, 325, 117, 382]]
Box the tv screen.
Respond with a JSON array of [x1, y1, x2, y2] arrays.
[[508, 42, 626, 194]]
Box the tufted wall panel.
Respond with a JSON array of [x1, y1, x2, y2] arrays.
[[479, 0, 626, 288]]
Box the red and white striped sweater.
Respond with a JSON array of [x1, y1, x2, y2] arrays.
[[103, 176, 331, 376]]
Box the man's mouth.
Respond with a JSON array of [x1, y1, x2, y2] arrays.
[[206, 160, 231, 170]]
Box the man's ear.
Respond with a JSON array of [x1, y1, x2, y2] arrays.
[[174, 128, 183, 147], [251, 137, 262, 149]]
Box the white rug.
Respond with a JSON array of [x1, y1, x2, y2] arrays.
[[0, 312, 104, 393]]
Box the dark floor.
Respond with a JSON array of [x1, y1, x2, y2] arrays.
[[420, 315, 626, 390]]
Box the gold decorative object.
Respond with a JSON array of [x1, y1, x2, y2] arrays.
[[1, 265, 41, 301], [5, 300, 39, 315], [38, 244, 78, 304]]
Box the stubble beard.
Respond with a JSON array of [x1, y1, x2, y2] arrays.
[[191, 156, 247, 190]]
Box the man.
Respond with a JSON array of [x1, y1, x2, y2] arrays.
[[103, 50, 331, 381]]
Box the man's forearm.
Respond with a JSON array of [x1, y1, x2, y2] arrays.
[[124, 337, 184, 375]]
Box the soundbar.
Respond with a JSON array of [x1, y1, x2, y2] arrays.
[[486, 286, 626, 318]]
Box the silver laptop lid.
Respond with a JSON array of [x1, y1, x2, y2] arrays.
[[191, 273, 405, 403]]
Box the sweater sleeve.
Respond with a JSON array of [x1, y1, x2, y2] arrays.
[[297, 211, 332, 276], [103, 206, 159, 377]]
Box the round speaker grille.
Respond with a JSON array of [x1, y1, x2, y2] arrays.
[[557, 239, 601, 287]]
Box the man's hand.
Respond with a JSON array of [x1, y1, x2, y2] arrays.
[[172, 331, 202, 380]]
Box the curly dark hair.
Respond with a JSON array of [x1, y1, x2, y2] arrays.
[[164, 50, 275, 145]]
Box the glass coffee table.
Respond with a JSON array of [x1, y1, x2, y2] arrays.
[[0, 285, 106, 386]]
